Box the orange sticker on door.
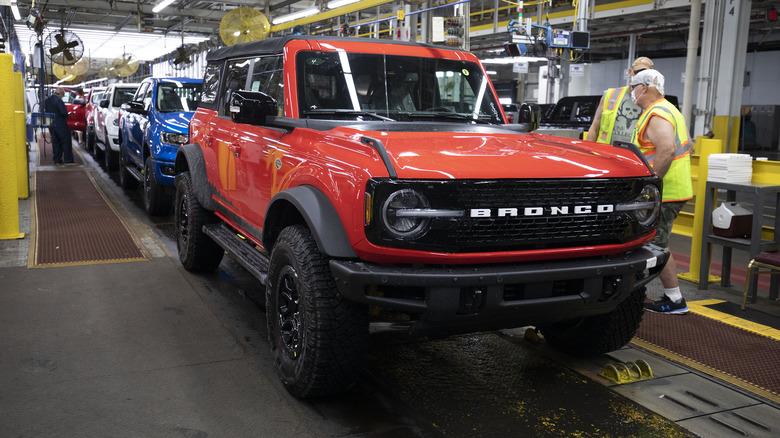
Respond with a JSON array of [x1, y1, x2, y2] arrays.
[[218, 140, 237, 191]]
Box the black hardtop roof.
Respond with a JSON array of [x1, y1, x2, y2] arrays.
[[206, 35, 462, 62]]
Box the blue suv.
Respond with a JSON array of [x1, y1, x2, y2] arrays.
[[119, 77, 203, 215]]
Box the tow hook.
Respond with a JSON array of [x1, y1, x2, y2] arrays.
[[458, 287, 485, 314]]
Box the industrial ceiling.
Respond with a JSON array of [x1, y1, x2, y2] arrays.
[[5, 0, 780, 67]]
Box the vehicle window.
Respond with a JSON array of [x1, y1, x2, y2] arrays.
[[249, 55, 284, 116], [134, 82, 149, 102], [548, 99, 599, 123], [113, 88, 136, 107], [573, 100, 598, 122], [59, 89, 80, 104], [201, 63, 221, 105], [142, 84, 154, 111], [91, 91, 105, 104], [295, 51, 502, 123], [157, 82, 203, 113], [549, 100, 575, 122], [220, 58, 251, 117]]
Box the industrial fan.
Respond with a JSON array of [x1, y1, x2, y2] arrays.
[[112, 53, 140, 77], [169, 44, 199, 70], [99, 64, 117, 80], [45, 29, 84, 66], [52, 63, 74, 81], [219, 7, 270, 46], [52, 57, 89, 83]]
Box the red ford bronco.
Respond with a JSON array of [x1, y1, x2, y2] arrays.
[[175, 36, 668, 398]]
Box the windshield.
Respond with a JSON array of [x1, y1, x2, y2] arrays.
[[113, 88, 136, 107], [296, 51, 503, 124], [156, 82, 202, 113]]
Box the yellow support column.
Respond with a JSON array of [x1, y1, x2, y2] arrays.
[[14, 72, 29, 199], [679, 139, 722, 283], [0, 54, 24, 239], [712, 115, 730, 145], [729, 116, 741, 154]]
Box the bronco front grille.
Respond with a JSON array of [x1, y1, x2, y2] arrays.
[[365, 178, 659, 253]]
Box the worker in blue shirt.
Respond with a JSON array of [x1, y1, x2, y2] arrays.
[[43, 88, 74, 164]]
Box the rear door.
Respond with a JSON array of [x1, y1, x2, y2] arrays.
[[123, 80, 152, 169], [208, 58, 251, 222], [232, 55, 286, 229]]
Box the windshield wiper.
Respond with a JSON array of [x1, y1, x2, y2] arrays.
[[403, 112, 492, 124], [303, 109, 396, 122]]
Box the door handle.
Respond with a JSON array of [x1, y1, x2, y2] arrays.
[[228, 143, 242, 157]]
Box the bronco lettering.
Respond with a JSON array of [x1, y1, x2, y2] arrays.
[[470, 205, 615, 218]]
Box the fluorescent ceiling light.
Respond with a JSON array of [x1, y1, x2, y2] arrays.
[[480, 56, 548, 64], [14, 23, 210, 61], [11, 0, 21, 21], [272, 7, 319, 25], [328, 0, 360, 8], [152, 0, 176, 13]]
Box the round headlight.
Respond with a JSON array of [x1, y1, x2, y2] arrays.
[[381, 189, 431, 240], [616, 184, 661, 228], [634, 184, 661, 227]]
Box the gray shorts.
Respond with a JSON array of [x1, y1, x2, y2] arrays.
[[652, 200, 686, 248]]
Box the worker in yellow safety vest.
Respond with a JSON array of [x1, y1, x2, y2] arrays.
[[630, 68, 693, 316], [586, 57, 654, 144]]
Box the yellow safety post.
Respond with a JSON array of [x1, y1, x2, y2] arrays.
[[14, 72, 29, 199], [0, 53, 24, 239], [679, 138, 722, 283]]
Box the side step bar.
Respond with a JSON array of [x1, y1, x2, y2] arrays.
[[203, 223, 270, 286], [126, 164, 144, 183]]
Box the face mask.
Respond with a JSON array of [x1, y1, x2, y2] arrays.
[[631, 87, 644, 105]]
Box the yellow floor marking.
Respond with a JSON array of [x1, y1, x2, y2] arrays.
[[688, 299, 780, 341]]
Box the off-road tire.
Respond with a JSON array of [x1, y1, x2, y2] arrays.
[[118, 147, 138, 189], [539, 285, 646, 357], [85, 125, 95, 152], [175, 172, 224, 271], [144, 155, 171, 216], [266, 225, 367, 398], [94, 138, 105, 159]]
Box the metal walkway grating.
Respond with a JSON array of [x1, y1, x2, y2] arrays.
[[634, 300, 780, 404], [30, 170, 147, 267]]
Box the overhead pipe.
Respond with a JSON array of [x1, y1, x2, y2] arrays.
[[308, 0, 473, 35], [271, 0, 472, 33]]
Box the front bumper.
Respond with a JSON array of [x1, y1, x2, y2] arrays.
[[330, 244, 669, 335]]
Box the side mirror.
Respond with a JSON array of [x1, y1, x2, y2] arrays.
[[99, 99, 109, 108], [518, 103, 541, 131], [230, 90, 278, 126], [121, 101, 147, 115], [74, 97, 86, 106]]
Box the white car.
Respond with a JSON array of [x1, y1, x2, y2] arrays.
[[96, 83, 139, 170]]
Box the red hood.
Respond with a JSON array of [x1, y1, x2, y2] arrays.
[[331, 127, 652, 180]]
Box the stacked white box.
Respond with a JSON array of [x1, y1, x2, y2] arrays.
[[707, 153, 753, 183]]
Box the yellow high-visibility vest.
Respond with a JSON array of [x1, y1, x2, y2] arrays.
[[631, 98, 693, 202], [596, 86, 639, 145]]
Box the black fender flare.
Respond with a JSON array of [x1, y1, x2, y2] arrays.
[[265, 185, 357, 259], [175, 144, 214, 211]]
